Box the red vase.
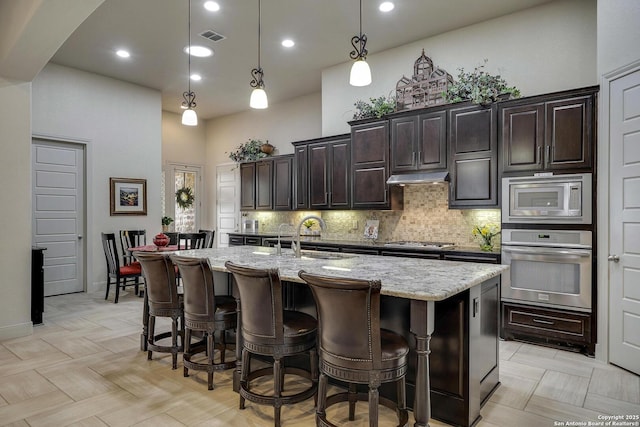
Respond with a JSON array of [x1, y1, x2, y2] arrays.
[[153, 233, 170, 247]]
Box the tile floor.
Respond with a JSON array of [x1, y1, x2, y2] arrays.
[[0, 291, 639, 427]]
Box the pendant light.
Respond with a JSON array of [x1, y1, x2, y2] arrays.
[[349, 0, 372, 86], [249, 0, 268, 109], [181, 0, 198, 126]]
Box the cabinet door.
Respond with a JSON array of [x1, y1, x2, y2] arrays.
[[390, 116, 418, 172], [418, 110, 447, 170], [501, 103, 545, 173], [240, 162, 255, 210], [330, 140, 350, 208], [352, 121, 391, 208], [273, 156, 292, 210], [308, 143, 330, 209], [255, 160, 273, 210], [545, 95, 593, 170], [294, 145, 308, 210], [449, 105, 498, 208]]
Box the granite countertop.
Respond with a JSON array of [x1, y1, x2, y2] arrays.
[[174, 246, 508, 302]]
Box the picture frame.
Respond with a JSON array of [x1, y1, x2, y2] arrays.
[[363, 219, 380, 240], [110, 177, 147, 216]]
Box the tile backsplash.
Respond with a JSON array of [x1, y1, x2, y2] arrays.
[[244, 184, 501, 248]]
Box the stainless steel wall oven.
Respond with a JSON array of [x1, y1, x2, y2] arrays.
[[501, 229, 592, 312]]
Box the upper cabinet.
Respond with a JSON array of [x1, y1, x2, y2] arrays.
[[240, 162, 256, 210], [448, 103, 498, 208], [390, 110, 447, 173], [351, 120, 403, 209], [500, 87, 597, 174], [273, 155, 293, 211], [291, 134, 351, 210]]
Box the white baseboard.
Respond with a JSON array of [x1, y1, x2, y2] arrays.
[[0, 321, 33, 341]]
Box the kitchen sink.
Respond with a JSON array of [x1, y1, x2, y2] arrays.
[[299, 250, 356, 260]]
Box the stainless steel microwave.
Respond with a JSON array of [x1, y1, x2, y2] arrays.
[[502, 173, 592, 224]]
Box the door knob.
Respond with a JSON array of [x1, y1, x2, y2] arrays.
[[608, 254, 620, 263], [78, 235, 83, 240]]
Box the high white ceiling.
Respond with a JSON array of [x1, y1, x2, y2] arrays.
[[51, 0, 554, 120]]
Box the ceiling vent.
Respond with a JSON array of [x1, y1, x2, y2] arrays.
[[200, 30, 226, 42]]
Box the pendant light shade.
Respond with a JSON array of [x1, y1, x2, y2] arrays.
[[250, 87, 268, 109], [350, 58, 372, 86], [181, 107, 198, 126], [250, 0, 268, 109], [181, 0, 198, 126], [349, 0, 371, 87]]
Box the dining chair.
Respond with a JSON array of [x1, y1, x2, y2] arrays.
[[101, 233, 143, 303], [225, 261, 318, 427], [120, 229, 146, 267], [164, 232, 179, 246], [177, 232, 207, 250], [199, 229, 215, 248], [135, 252, 184, 369], [298, 270, 409, 427], [171, 255, 237, 390]]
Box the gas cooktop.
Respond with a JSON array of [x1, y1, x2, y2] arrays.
[[383, 241, 455, 249]]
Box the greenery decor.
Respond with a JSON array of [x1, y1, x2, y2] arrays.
[[352, 95, 396, 120], [472, 223, 501, 252], [175, 187, 194, 209], [302, 219, 315, 229], [161, 216, 174, 226], [443, 60, 520, 106], [228, 138, 269, 162]]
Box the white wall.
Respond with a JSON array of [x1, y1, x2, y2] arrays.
[[203, 92, 321, 229], [322, 0, 597, 135], [0, 78, 33, 339], [597, 0, 640, 75], [32, 64, 162, 293]]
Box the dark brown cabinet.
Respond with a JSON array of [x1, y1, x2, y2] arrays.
[[351, 120, 402, 209], [240, 162, 256, 210], [273, 155, 293, 210], [294, 145, 309, 210], [500, 87, 596, 174], [255, 159, 273, 210], [308, 135, 350, 209], [448, 103, 498, 208], [501, 302, 593, 354], [240, 156, 292, 211], [390, 110, 447, 173]]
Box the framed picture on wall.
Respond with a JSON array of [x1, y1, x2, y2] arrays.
[[110, 177, 147, 216]]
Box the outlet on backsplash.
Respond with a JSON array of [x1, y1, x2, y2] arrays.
[[241, 185, 500, 248]]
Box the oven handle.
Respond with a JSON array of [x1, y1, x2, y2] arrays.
[[502, 246, 591, 257]]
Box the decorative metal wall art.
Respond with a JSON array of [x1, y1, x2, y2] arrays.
[[395, 50, 454, 111]]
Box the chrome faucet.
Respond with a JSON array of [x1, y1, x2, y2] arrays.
[[276, 223, 295, 256], [292, 215, 327, 258]]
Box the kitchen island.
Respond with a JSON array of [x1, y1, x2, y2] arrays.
[[172, 245, 508, 427]]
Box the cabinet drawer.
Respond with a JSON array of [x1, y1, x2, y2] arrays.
[[244, 237, 262, 246], [229, 236, 245, 246], [502, 303, 591, 341]]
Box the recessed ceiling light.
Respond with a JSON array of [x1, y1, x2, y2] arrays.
[[379, 2, 394, 12], [184, 46, 213, 57], [116, 49, 130, 58], [190, 73, 202, 81], [204, 1, 220, 12], [281, 39, 295, 48]]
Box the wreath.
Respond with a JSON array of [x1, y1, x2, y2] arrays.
[[175, 187, 194, 209]]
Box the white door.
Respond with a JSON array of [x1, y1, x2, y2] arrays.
[[216, 164, 240, 247], [609, 68, 640, 375], [32, 140, 84, 296]]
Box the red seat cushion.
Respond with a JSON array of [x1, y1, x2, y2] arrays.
[[120, 264, 142, 275]]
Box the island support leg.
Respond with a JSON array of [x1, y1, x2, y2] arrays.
[[410, 299, 435, 427]]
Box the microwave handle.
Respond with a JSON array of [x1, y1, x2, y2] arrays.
[[502, 247, 591, 257]]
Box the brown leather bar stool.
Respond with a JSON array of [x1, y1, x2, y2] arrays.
[[225, 261, 318, 427], [135, 252, 184, 369], [298, 270, 409, 427], [171, 255, 237, 390]]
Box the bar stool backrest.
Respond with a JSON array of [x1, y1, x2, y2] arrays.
[[171, 255, 218, 323], [135, 252, 180, 310]]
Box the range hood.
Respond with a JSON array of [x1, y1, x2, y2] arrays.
[[386, 171, 450, 185]]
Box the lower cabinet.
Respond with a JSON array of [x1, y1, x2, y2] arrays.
[[501, 302, 593, 355]]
